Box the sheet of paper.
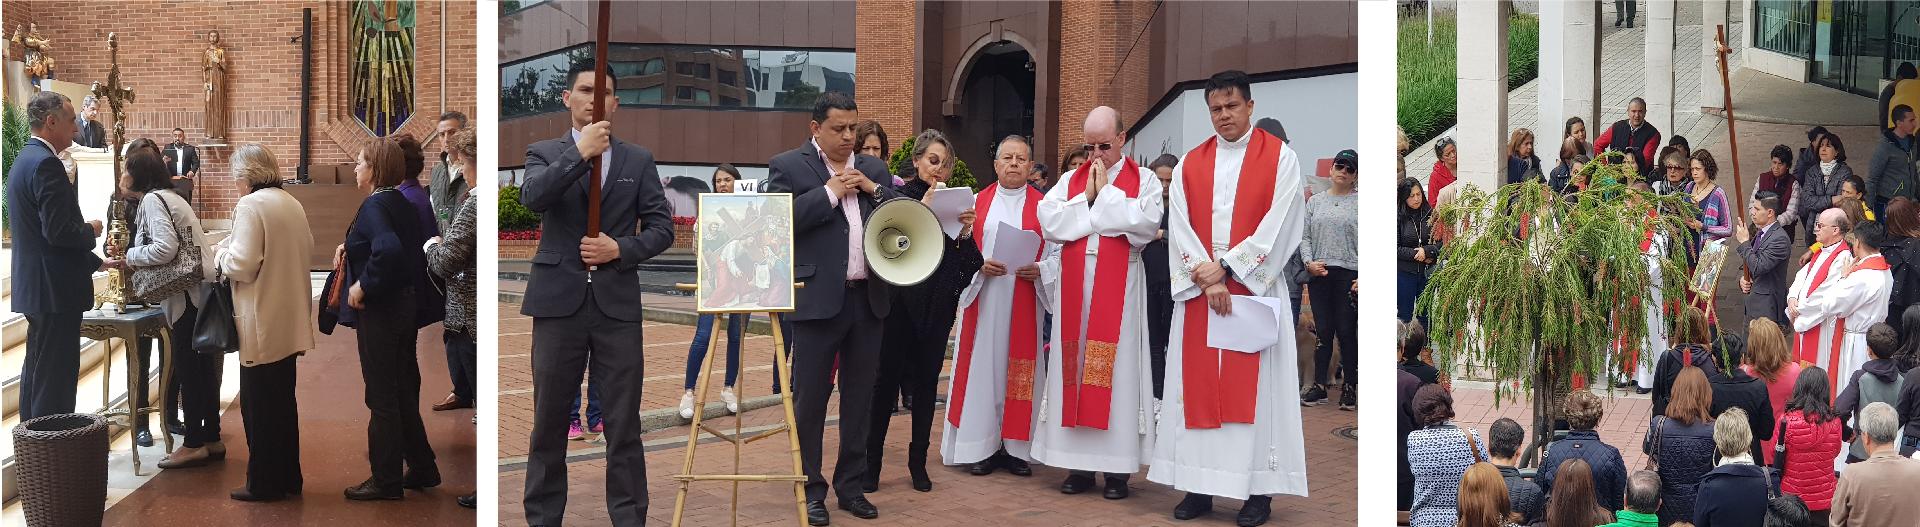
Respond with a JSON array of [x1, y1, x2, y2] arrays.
[[990, 222, 1043, 269], [927, 187, 975, 238], [1207, 295, 1292, 352]]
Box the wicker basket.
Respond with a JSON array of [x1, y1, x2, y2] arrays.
[[12, 413, 109, 527]]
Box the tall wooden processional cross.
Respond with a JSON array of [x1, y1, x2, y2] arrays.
[[89, 32, 136, 179]]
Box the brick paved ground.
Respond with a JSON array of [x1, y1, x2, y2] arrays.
[[1446, 382, 1656, 470], [496, 302, 1358, 526]]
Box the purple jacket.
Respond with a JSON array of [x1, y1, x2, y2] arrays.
[[398, 178, 442, 238]]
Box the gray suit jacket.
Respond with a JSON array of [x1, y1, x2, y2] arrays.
[[760, 143, 899, 322], [518, 131, 675, 322], [1741, 222, 1791, 327]]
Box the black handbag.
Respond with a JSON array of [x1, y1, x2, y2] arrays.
[[192, 281, 239, 354]]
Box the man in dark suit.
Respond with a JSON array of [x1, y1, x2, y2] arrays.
[[518, 65, 675, 527], [72, 96, 105, 149], [1739, 191, 1792, 332], [7, 90, 105, 420], [163, 127, 199, 204], [761, 91, 901, 526]]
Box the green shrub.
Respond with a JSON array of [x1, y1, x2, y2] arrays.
[[1397, 10, 1541, 149], [497, 185, 541, 231], [888, 135, 977, 190], [3, 102, 25, 232]]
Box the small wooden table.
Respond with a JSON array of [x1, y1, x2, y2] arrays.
[[80, 307, 175, 474]]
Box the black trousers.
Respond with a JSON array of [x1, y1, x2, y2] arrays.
[[1146, 283, 1174, 399], [21, 311, 83, 420], [525, 289, 649, 527], [792, 283, 883, 502], [241, 356, 302, 496], [1615, 0, 1636, 22], [170, 303, 225, 447], [865, 307, 951, 480], [1309, 267, 1358, 387], [446, 329, 477, 402], [353, 289, 435, 489]]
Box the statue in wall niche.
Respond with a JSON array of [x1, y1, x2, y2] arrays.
[[11, 23, 55, 88], [204, 30, 228, 141]]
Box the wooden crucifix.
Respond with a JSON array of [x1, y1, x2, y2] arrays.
[[587, 0, 610, 250], [1715, 24, 1750, 281]]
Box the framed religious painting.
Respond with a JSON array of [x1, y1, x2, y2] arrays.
[[694, 193, 796, 314], [1690, 238, 1730, 296]]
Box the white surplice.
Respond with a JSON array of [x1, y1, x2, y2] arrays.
[[942, 184, 1048, 465], [1610, 233, 1664, 389], [1792, 252, 1889, 395], [1029, 160, 1163, 474], [1787, 243, 1857, 384], [1147, 131, 1308, 500]]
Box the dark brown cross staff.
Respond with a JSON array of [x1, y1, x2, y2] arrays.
[[586, 0, 610, 267], [1716, 24, 1752, 281]]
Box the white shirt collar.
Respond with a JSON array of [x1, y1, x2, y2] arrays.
[[29, 135, 54, 151], [996, 183, 1025, 197], [1218, 131, 1252, 150]]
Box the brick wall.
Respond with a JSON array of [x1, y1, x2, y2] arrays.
[[1054, 1, 1156, 168], [8, 1, 475, 220], [854, 0, 917, 156]]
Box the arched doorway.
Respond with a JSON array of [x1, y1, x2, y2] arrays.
[[947, 40, 1035, 185]]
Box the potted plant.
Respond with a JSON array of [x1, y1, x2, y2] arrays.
[[1416, 152, 1699, 464]]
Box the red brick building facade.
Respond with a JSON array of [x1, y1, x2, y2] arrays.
[[4, 0, 476, 220]]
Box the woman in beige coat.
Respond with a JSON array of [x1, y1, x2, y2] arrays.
[[214, 144, 315, 502]]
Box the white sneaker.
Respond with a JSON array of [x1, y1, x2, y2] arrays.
[[678, 391, 696, 419], [722, 387, 740, 413]]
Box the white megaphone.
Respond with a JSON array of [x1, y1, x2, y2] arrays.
[[864, 198, 946, 286]]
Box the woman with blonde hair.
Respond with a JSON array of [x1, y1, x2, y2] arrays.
[[1505, 128, 1540, 185], [1455, 463, 1519, 527], [1739, 318, 1800, 465], [215, 143, 315, 501]]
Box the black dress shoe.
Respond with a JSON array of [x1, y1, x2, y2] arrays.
[[166, 420, 187, 436], [1173, 492, 1214, 520], [807, 500, 831, 526], [911, 473, 932, 492], [1060, 473, 1096, 494], [135, 430, 154, 447], [229, 488, 286, 502], [1103, 477, 1129, 499], [839, 496, 879, 519], [344, 478, 403, 501], [1003, 456, 1032, 477], [457, 494, 477, 509], [403, 468, 442, 489], [1236, 495, 1272, 527], [968, 460, 996, 476]]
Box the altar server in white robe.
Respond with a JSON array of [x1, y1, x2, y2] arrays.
[[1792, 217, 1892, 397], [1032, 105, 1162, 500], [1611, 186, 1663, 392], [1788, 208, 1869, 393], [1148, 70, 1307, 527], [943, 134, 1051, 475]]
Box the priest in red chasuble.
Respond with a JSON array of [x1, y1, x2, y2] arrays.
[[1147, 70, 1308, 526]]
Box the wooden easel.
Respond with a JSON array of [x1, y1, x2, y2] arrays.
[[670, 282, 808, 527]]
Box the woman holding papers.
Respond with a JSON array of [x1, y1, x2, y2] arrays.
[[863, 129, 982, 493]]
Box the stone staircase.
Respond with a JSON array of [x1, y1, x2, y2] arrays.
[[1, 270, 146, 503]]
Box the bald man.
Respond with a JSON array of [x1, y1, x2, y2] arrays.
[[1787, 208, 1863, 393], [1031, 105, 1163, 500], [1791, 215, 1891, 398]]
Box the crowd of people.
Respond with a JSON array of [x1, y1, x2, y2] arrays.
[[5, 90, 478, 506], [516, 67, 1354, 526], [1395, 87, 1920, 526]]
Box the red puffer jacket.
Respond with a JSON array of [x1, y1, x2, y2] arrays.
[[1776, 410, 1843, 510]]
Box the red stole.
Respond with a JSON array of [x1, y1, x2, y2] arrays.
[[1796, 243, 1850, 387], [1178, 130, 1280, 429], [1057, 157, 1143, 430], [948, 186, 1044, 440]]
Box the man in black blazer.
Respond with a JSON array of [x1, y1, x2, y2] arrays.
[[163, 127, 199, 204], [7, 90, 104, 420], [72, 96, 105, 149], [518, 65, 675, 527], [761, 91, 901, 526], [1739, 192, 1792, 332]]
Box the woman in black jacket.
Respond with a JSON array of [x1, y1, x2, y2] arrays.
[[340, 137, 437, 501], [862, 129, 983, 493], [1398, 177, 1438, 325], [1798, 132, 1853, 247]]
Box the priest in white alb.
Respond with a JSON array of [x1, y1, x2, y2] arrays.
[[1790, 214, 1891, 396], [1788, 208, 1870, 392], [1148, 70, 1307, 527], [942, 134, 1050, 477], [1031, 106, 1163, 500]]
